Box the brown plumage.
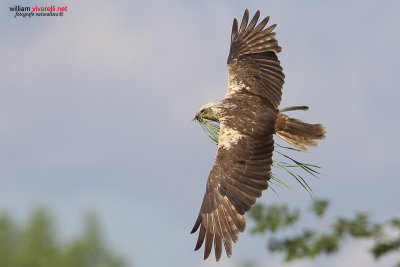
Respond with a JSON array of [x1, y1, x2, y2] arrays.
[[192, 9, 325, 261]]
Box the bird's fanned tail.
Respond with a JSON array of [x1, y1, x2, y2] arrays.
[[275, 113, 326, 151]]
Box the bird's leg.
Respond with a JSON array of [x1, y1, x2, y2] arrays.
[[279, 106, 309, 112]]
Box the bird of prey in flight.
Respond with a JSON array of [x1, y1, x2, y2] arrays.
[[191, 9, 326, 261]]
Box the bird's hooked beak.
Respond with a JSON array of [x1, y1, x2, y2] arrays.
[[193, 109, 207, 122], [193, 111, 219, 123], [192, 112, 200, 122]]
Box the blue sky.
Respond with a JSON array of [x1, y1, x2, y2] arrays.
[[1, 1, 400, 266]]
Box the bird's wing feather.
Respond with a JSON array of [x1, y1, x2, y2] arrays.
[[227, 9, 285, 108], [191, 116, 274, 261]]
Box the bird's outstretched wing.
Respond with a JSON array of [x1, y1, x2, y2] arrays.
[[191, 117, 274, 261], [227, 9, 284, 108]]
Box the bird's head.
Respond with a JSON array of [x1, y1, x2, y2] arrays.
[[193, 102, 221, 122]]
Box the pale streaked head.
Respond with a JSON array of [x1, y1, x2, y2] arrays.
[[194, 102, 221, 122]]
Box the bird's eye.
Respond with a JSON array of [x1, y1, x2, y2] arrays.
[[200, 109, 206, 114]]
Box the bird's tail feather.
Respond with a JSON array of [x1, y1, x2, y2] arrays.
[[274, 113, 326, 151]]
